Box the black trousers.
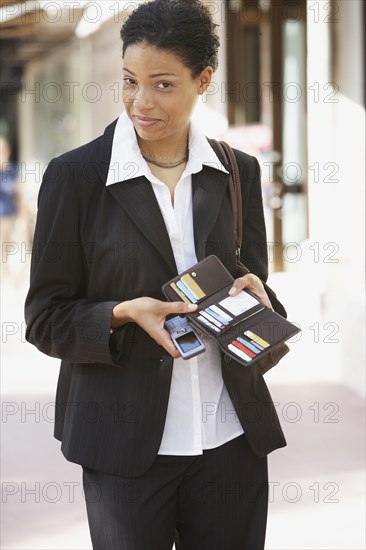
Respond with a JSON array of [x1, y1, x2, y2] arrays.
[[82, 434, 268, 550]]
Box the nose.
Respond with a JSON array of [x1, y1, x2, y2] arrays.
[[133, 85, 155, 109]]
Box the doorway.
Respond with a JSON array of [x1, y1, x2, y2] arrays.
[[226, 0, 308, 271]]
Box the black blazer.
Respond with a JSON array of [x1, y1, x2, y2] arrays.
[[25, 118, 286, 477]]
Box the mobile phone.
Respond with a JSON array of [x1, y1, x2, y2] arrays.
[[165, 315, 206, 360]]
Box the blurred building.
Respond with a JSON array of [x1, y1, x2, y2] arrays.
[[1, 0, 365, 395]]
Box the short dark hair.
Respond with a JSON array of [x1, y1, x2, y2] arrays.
[[120, 0, 220, 77]]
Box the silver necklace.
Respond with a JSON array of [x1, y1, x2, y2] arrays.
[[142, 152, 188, 169]]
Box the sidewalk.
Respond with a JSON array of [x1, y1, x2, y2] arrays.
[[1, 272, 365, 550]]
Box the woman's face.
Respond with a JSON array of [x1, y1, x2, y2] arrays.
[[122, 44, 212, 144]]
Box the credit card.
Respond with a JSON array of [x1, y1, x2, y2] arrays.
[[244, 330, 270, 348], [170, 282, 190, 304], [176, 280, 197, 303], [232, 339, 256, 358], [237, 336, 260, 355], [228, 343, 252, 362], [197, 315, 221, 333], [206, 307, 230, 325], [246, 338, 264, 351], [181, 273, 206, 300], [199, 310, 225, 329], [209, 304, 233, 322]]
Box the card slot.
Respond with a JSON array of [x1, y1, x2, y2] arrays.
[[219, 307, 299, 352], [197, 314, 221, 334], [181, 273, 206, 300], [176, 280, 197, 303], [244, 330, 270, 349], [187, 288, 265, 337], [194, 287, 263, 326], [166, 256, 234, 303], [209, 304, 233, 323], [228, 343, 252, 363], [231, 339, 256, 359], [219, 305, 265, 330], [188, 306, 300, 368], [199, 310, 226, 329], [238, 335, 264, 353], [206, 306, 231, 326], [223, 336, 270, 366], [170, 282, 191, 304], [186, 284, 233, 310], [240, 307, 298, 345], [164, 279, 231, 306], [187, 264, 233, 298], [235, 337, 258, 357]]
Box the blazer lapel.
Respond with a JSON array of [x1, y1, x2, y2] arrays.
[[192, 166, 229, 261], [108, 178, 178, 275], [98, 118, 118, 181], [95, 119, 177, 275]]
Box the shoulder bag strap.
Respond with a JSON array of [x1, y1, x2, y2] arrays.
[[208, 139, 287, 318], [209, 139, 242, 259]]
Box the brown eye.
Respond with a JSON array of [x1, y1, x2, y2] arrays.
[[123, 78, 137, 86], [157, 82, 173, 89]]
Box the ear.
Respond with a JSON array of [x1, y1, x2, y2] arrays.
[[197, 66, 213, 95]]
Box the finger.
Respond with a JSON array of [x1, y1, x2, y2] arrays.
[[159, 328, 181, 358], [162, 342, 181, 359], [229, 274, 261, 296], [228, 275, 273, 309], [228, 277, 248, 296], [163, 301, 198, 315]]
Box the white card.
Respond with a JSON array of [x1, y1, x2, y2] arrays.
[[219, 291, 259, 317]]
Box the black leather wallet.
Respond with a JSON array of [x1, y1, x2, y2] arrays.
[[162, 255, 300, 367]]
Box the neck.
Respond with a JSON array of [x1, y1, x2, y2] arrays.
[[137, 128, 190, 163]]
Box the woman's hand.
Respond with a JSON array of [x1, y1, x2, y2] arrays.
[[112, 298, 198, 358], [228, 273, 273, 310]]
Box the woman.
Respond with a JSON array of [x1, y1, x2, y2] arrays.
[[25, 1, 287, 548]]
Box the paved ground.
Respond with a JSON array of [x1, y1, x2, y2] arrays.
[[1, 269, 365, 550]]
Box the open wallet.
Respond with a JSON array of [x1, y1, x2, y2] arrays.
[[162, 255, 301, 372]]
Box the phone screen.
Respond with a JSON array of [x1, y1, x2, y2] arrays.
[[176, 332, 201, 353]]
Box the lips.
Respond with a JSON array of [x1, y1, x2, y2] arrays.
[[133, 115, 161, 128]]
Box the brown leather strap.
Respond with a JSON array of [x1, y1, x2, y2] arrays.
[[210, 140, 242, 258], [209, 139, 288, 320]]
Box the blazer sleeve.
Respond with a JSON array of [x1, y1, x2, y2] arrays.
[[24, 156, 131, 366], [236, 152, 287, 318]]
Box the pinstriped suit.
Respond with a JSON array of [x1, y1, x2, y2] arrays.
[[25, 118, 286, 479]]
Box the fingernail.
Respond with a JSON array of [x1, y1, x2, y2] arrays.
[[188, 303, 198, 310], [229, 287, 235, 295]]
